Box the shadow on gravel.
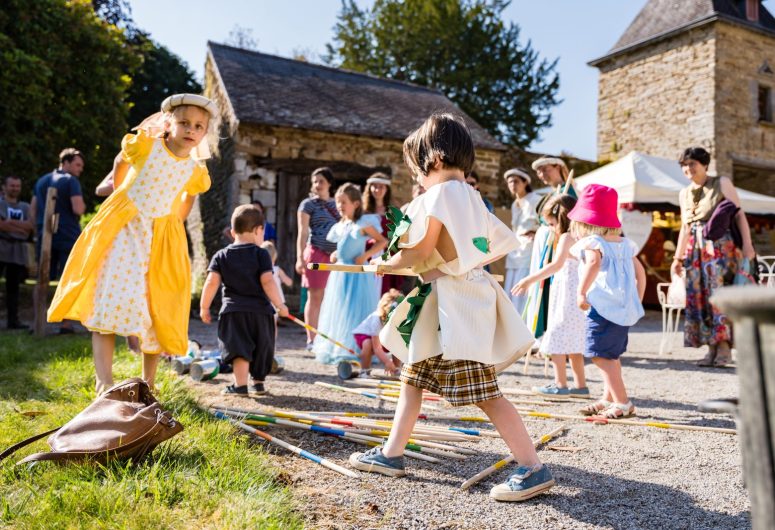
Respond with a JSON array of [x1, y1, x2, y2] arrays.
[[547, 463, 750, 529], [620, 355, 736, 374]]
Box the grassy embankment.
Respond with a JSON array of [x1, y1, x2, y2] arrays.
[[0, 332, 303, 529]]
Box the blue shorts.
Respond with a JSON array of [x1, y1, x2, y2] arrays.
[[584, 307, 629, 360]]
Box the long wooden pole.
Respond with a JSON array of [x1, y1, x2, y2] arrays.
[[523, 410, 737, 435], [34, 187, 58, 336], [460, 425, 566, 490], [308, 263, 504, 282], [285, 314, 360, 357]]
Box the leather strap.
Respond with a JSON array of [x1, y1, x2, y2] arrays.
[[0, 427, 60, 464]]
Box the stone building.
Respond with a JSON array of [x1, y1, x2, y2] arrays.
[[202, 42, 504, 280], [590, 0, 775, 194]]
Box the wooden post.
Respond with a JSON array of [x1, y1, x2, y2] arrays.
[[33, 187, 58, 337], [712, 286, 775, 530]]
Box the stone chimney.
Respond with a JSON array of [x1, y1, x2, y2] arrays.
[[747, 0, 760, 22]]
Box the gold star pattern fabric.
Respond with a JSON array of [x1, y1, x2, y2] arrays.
[[83, 140, 196, 353]]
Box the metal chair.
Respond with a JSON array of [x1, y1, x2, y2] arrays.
[[756, 255, 775, 287]]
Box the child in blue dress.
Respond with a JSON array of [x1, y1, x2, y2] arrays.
[[313, 183, 387, 364], [569, 184, 646, 419]]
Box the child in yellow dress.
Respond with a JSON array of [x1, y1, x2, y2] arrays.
[[48, 94, 216, 393]]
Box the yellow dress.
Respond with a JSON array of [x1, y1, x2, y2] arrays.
[[47, 131, 211, 355]]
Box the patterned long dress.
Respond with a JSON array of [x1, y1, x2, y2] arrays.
[[682, 223, 740, 347]]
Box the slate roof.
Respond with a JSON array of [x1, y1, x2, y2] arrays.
[[590, 0, 775, 66], [208, 42, 504, 150]]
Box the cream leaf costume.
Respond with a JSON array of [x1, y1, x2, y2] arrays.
[[380, 180, 534, 372]]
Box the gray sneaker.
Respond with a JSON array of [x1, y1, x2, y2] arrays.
[[568, 387, 590, 397], [532, 383, 570, 398], [490, 464, 555, 502], [349, 447, 406, 477]]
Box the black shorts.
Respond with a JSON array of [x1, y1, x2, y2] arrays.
[[218, 311, 276, 380]]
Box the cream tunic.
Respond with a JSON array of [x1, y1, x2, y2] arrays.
[[380, 181, 534, 372]]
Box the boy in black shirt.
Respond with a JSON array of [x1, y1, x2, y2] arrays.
[[200, 204, 289, 395]]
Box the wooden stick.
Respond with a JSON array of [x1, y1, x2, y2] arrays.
[[211, 410, 360, 478], [562, 169, 576, 194], [522, 410, 737, 435], [501, 387, 594, 401], [308, 262, 504, 282], [34, 187, 58, 337], [460, 425, 566, 490], [285, 315, 360, 357], [314, 381, 439, 411]]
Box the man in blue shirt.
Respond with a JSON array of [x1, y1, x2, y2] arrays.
[[31, 148, 86, 334]]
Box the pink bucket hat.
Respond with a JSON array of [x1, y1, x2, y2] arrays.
[[568, 184, 621, 228]]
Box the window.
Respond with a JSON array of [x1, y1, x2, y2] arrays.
[[759, 84, 773, 123]]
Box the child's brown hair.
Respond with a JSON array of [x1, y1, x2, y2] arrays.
[[403, 113, 475, 178], [377, 289, 402, 323], [231, 204, 264, 234], [542, 194, 577, 235], [335, 182, 364, 221]]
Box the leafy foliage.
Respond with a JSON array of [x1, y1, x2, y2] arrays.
[[326, 0, 561, 147], [0, 0, 138, 203], [125, 35, 202, 129]]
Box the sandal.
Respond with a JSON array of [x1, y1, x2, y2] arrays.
[[696, 345, 716, 367], [578, 400, 611, 416], [598, 402, 636, 419], [713, 344, 732, 368]]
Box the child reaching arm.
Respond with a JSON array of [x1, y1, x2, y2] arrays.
[[349, 113, 552, 502], [352, 289, 403, 377], [512, 195, 589, 398]]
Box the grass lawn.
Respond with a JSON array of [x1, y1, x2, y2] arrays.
[[0, 332, 304, 529]]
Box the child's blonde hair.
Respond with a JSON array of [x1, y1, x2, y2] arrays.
[[260, 241, 277, 263], [377, 289, 402, 323], [570, 220, 622, 238]]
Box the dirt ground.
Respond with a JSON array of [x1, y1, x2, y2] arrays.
[[183, 312, 749, 530]]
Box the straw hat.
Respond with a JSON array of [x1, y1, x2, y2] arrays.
[[503, 168, 531, 183], [161, 94, 218, 118], [531, 156, 567, 171]]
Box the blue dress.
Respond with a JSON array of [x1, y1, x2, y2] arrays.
[[313, 214, 382, 364]]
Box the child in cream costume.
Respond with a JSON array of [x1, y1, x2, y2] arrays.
[[350, 113, 554, 502]]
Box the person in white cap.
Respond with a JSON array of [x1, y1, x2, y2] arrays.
[[503, 168, 541, 315], [48, 93, 216, 393], [363, 172, 404, 294]]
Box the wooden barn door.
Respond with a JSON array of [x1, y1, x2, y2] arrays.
[[276, 171, 309, 294]]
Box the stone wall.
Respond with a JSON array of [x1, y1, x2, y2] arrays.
[[595, 25, 717, 168], [713, 21, 775, 188]]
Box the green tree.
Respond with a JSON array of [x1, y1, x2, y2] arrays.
[[125, 36, 202, 128], [326, 0, 560, 147], [0, 0, 138, 203]]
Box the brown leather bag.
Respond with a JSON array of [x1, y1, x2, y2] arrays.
[[0, 378, 183, 465]]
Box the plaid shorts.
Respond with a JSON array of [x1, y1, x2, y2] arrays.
[[400, 355, 502, 407]]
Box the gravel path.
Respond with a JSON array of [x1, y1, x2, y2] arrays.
[[186, 311, 750, 530]]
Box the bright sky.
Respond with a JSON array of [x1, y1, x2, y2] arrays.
[[129, 0, 774, 161]]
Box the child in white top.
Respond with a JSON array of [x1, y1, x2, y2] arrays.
[[349, 113, 552, 502], [569, 184, 646, 419], [351, 289, 402, 377], [512, 194, 588, 398]]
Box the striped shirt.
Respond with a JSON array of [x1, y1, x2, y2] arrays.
[[298, 197, 340, 253]]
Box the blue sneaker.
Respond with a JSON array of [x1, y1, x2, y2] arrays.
[[490, 464, 555, 501], [349, 447, 406, 477], [532, 383, 570, 399], [568, 387, 591, 397]]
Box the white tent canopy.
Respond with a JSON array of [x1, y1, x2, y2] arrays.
[[574, 151, 775, 215]]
